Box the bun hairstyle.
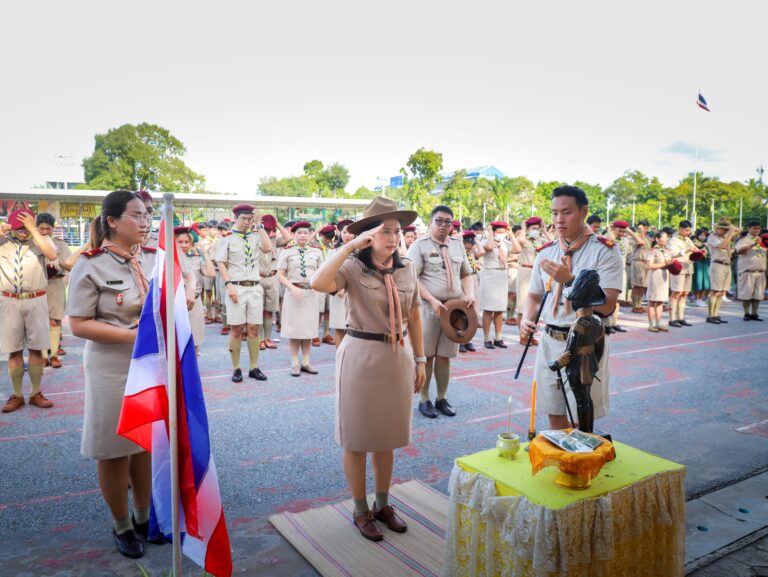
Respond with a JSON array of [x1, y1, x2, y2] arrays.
[[90, 190, 142, 248]]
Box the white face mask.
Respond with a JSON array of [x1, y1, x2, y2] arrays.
[[529, 229, 541, 238], [495, 234, 505, 242]]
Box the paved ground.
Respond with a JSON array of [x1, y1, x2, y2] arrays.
[[0, 299, 767, 576]]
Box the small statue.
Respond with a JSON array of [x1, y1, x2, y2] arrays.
[[547, 269, 606, 433]]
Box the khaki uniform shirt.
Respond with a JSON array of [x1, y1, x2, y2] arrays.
[[66, 247, 157, 328], [215, 230, 264, 282], [617, 236, 632, 265], [518, 236, 543, 267], [258, 236, 288, 275], [631, 235, 651, 262], [668, 234, 696, 273], [0, 235, 52, 293], [408, 236, 471, 301], [530, 235, 624, 327], [707, 233, 733, 264], [736, 236, 767, 273], [181, 250, 205, 296], [277, 245, 324, 283]]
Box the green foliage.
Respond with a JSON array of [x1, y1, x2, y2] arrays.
[[260, 161, 350, 198], [258, 175, 319, 197], [303, 159, 324, 179], [406, 148, 443, 189], [81, 123, 205, 192], [351, 185, 378, 199], [317, 162, 351, 197]]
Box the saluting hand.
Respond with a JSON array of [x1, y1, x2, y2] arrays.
[[348, 224, 382, 252], [414, 362, 426, 393]]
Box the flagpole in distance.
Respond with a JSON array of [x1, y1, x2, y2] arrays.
[[163, 193, 183, 577]]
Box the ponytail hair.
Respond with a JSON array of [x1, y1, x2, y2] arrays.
[[90, 190, 142, 247]]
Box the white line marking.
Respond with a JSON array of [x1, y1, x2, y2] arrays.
[[736, 419, 768, 432]]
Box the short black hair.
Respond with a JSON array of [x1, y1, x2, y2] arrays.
[[661, 226, 676, 236], [679, 220, 692, 229], [512, 224, 522, 233], [551, 185, 588, 208], [430, 205, 453, 218], [637, 219, 650, 227], [36, 212, 55, 227], [586, 215, 602, 225], [747, 220, 761, 228], [470, 221, 483, 231]]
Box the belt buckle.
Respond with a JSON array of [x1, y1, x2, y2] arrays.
[[20, 293, 30, 300]]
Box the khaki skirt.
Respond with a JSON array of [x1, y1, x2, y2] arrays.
[[47, 278, 67, 320], [329, 293, 347, 329], [480, 268, 508, 312], [516, 266, 533, 305], [82, 341, 143, 460], [335, 334, 414, 452], [282, 287, 320, 339], [189, 295, 205, 347]]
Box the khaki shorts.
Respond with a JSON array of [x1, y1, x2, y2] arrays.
[[225, 284, 264, 326], [260, 274, 280, 312], [737, 270, 766, 301], [420, 301, 459, 359], [0, 294, 51, 353], [669, 271, 693, 293], [47, 279, 67, 320], [709, 262, 732, 292]]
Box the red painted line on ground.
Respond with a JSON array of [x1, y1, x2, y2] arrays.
[[0, 488, 100, 512], [0, 428, 81, 442]]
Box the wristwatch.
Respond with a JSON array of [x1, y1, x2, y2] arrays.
[[414, 356, 427, 363], [224, 280, 232, 286]]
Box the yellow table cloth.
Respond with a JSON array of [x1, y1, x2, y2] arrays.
[[444, 441, 686, 577]]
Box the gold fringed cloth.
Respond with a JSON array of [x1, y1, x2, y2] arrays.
[[444, 442, 686, 577], [528, 430, 616, 482]]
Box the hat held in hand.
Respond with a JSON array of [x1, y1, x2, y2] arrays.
[[439, 299, 479, 344]]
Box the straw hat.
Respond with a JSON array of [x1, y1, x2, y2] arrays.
[[346, 197, 418, 235]]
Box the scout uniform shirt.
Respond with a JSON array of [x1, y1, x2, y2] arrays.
[[707, 232, 733, 265], [215, 229, 263, 282], [736, 234, 767, 274], [277, 244, 324, 283], [668, 234, 696, 273], [407, 236, 471, 301], [46, 237, 73, 320], [0, 235, 52, 294]]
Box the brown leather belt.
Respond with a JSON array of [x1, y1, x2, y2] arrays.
[[347, 328, 408, 343], [545, 324, 569, 341], [521, 264, 533, 269], [229, 280, 259, 287], [291, 282, 312, 289], [2, 290, 47, 300], [260, 272, 277, 278], [713, 260, 731, 266]]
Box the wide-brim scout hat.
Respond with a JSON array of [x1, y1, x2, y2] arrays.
[[666, 259, 683, 275], [347, 197, 418, 235], [715, 218, 731, 230], [439, 299, 479, 344]]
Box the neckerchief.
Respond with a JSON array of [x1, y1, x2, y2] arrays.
[[298, 246, 308, 278], [552, 224, 593, 319], [101, 241, 149, 304], [372, 256, 404, 351], [233, 230, 253, 269]]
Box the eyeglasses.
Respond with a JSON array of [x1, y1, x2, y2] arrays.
[[433, 218, 453, 226], [123, 214, 152, 224]]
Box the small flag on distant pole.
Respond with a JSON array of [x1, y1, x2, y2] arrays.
[[697, 92, 710, 112]]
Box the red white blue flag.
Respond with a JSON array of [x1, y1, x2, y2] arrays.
[[697, 92, 710, 112], [117, 217, 232, 577]]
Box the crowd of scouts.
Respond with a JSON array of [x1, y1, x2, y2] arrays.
[[1, 186, 766, 552]]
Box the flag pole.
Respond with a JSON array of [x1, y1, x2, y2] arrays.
[[163, 193, 183, 577], [692, 145, 698, 230]]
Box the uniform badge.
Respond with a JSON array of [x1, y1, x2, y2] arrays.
[[116, 293, 124, 305], [429, 251, 440, 258]]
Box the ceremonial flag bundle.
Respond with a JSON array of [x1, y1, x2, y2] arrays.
[[697, 92, 710, 112], [117, 211, 232, 577]]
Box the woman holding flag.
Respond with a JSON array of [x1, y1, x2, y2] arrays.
[[66, 190, 158, 559], [311, 197, 427, 543]]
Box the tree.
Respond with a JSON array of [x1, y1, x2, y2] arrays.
[[258, 175, 319, 197], [406, 148, 443, 190], [351, 185, 378, 199], [81, 123, 205, 192], [303, 160, 324, 180], [318, 162, 351, 197]]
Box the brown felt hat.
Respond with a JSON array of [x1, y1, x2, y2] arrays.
[[439, 299, 479, 344], [347, 197, 418, 235]]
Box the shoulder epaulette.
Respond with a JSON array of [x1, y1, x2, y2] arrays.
[[82, 248, 105, 258], [596, 236, 616, 248], [536, 240, 555, 253], [141, 246, 157, 253]]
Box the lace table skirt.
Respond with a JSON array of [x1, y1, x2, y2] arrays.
[[444, 464, 685, 577]]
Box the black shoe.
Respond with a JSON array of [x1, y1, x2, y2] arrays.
[[604, 326, 614, 335], [484, 341, 495, 349], [113, 528, 145, 559], [613, 325, 627, 333], [716, 317, 728, 324], [418, 400, 438, 419], [465, 342, 476, 352], [132, 516, 170, 545], [706, 317, 721, 324], [231, 368, 243, 383], [248, 368, 268, 381], [679, 319, 693, 326], [493, 339, 508, 349], [458, 344, 467, 353], [743, 314, 752, 321], [750, 314, 764, 322], [435, 399, 456, 417], [668, 320, 682, 328]]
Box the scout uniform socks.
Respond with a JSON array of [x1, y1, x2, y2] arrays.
[[229, 334, 242, 369], [9, 367, 24, 397]]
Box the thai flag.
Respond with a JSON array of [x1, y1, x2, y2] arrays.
[[697, 92, 710, 112], [117, 217, 232, 577]]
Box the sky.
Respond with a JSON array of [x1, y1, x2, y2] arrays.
[[1, 0, 766, 195]]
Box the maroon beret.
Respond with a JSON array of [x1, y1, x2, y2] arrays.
[[261, 214, 278, 230], [667, 259, 683, 275], [174, 226, 191, 236], [137, 190, 153, 203], [452, 220, 462, 228], [524, 217, 542, 227], [233, 204, 254, 215], [319, 224, 337, 235], [8, 208, 35, 230], [462, 230, 476, 238], [403, 225, 417, 232], [337, 219, 354, 230], [291, 221, 312, 232], [490, 221, 509, 229], [611, 220, 630, 229]]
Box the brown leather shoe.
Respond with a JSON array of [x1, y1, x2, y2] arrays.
[[322, 335, 335, 345], [2, 395, 25, 413], [42, 358, 50, 367], [264, 339, 278, 349], [57, 347, 66, 356], [29, 392, 53, 409], [520, 336, 538, 346], [373, 504, 408, 533], [50, 357, 63, 369], [259, 340, 266, 351], [220, 326, 230, 336], [505, 317, 518, 326], [353, 511, 383, 541], [311, 337, 321, 347]]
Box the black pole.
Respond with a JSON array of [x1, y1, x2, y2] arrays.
[[514, 279, 552, 379], [555, 367, 576, 429]]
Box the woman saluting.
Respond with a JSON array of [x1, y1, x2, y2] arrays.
[[311, 197, 427, 543]]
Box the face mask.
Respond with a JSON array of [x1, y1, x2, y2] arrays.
[[495, 234, 505, 242], [529, 229, 540, 238]]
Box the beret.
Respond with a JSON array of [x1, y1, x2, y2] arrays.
[[233, 204, 254, 215], [8, 208, 35, 230], [291, 221, 312, 232], [611, 220, 630, 229], [524, 217, 542, 227]]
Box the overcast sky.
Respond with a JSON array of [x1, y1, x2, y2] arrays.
[[1, 0, 765, 194]]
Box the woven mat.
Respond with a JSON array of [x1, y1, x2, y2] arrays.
[[269, 480, 448, 577]]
